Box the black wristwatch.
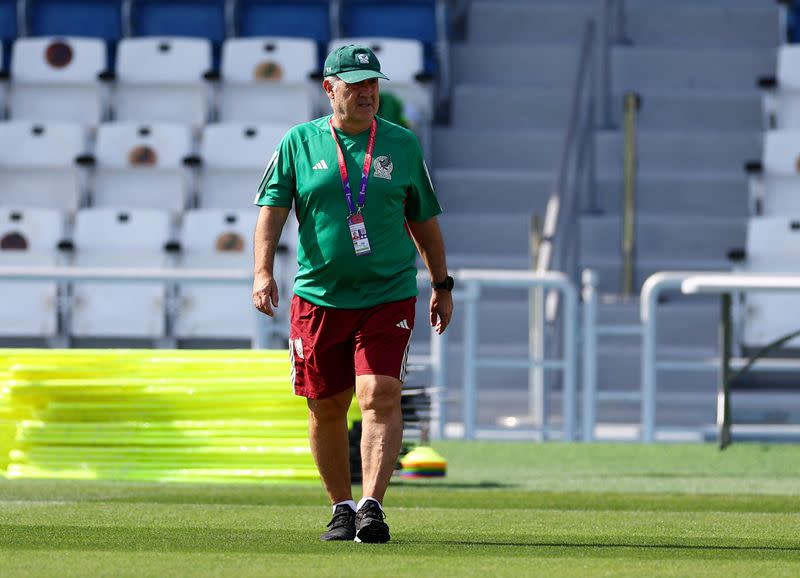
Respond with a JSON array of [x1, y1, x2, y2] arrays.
[[431, 275, 454, 291]]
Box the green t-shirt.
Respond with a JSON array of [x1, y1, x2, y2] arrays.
[[254, 115, 442, 309]]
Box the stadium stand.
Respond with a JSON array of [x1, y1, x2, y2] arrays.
[[112, 37, 212, 127], [24, 0, 124, 66], [173, 209, 260, 341], [217, 37, 318, 124], [0, 0, 16, 71], [197, 122, 290, 209], [759, 45, 800, 129], [234, 0, 332, 63], [90, 122, 194, 211], [0, 121, 88, 210], [0, 43, 5, 118], [730, 216, 800, 350], [69, 207, 174, 341], [0, 208, 65, 339], [745, 129, 800, 216], [340, 0, 438, 74], [9, 36, 108, 124], [130, 0, 227, 67]]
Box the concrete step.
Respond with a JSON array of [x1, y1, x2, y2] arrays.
[[451, 86, 572, 130], [451, 44, 579, 88], [580, 214, 746, 260], [595, 130, 760, 173], [581, 255, 732, 295], [625, 5, 779, 48], [607, 91, 762, 131], [433, 168, 553, 215], [467, 2, 601, 44], [433, 128, 562, 170], [612, 46, 775, 91], [439, 212, 531, 258], [595, 173, 749, 218]]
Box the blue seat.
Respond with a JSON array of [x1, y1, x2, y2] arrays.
[[26, 1, 123, 68], [235, 0, 331, 60], [340, 0, 438, 73], [131, 0, 227, 67], [0, 0, 17, 70]]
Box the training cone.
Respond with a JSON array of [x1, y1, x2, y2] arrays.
[[399, 445, 447, 479]]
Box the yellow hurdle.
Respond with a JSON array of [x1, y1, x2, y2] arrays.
[[0, 349, 362, 483]]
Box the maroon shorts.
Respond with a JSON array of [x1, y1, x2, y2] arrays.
[[288, 294, 416, 399]]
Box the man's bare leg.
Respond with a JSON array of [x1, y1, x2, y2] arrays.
[[307, 386, 355, 504], [355, 374, 403, 503]]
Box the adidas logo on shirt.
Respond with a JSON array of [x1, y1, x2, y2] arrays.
[[396, 319, 410, 330], [312, 160, 329, 170]]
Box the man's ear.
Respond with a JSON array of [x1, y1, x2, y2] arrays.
[[323, 78, 335, 99]]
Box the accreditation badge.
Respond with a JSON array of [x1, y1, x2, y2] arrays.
[[348, 213, 372, 256]]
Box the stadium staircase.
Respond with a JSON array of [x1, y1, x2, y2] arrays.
[[427, 0, 780, 435]]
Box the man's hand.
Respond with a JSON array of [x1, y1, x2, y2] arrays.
[[430, 289, 453, 334], [253, 273, 279, 317]]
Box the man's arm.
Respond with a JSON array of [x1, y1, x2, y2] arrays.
[[253, 205, 291, 317], [407, 216, 453, 334]]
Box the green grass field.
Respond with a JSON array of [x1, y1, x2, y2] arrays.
[[2, 442, 800, 577]]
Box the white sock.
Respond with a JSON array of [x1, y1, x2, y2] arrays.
[[356, 497, 383, 512], [333, 500, 357, 514]]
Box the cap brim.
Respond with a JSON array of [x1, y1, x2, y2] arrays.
[[337, 69, 390, 83]]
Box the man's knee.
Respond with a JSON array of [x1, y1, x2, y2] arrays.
[[307, 389, 353, 423], [356, 375, 402, 414]]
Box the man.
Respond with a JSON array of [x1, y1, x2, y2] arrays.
[[252, 44, 453, 544]]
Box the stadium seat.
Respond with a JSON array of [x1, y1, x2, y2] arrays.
[[235, 1, 332, 49], [174, 209, 260, 340], [733, 217, 800, 349], [328, 37, 432, 130], [25, 0, 124, 67], [70, 207, 174, 339], [197, 122, 290, 208], [129, 0, 227, 68], [0, 0, 17, 71], [113, 37, 212, 127], [760, 45, 800, 129], [339, 0, 440, 74], [0, 208, 66, 338], [9, 36, 108, 124], [91, 122, 194, 211], [218, 37, 318, 124], [746, 129, 800, 216], [0, 121, 88, 210]]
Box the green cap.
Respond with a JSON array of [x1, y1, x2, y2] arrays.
[[323, 44, 390, 84]]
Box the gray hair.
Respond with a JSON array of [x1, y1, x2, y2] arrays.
[[325, 75, 342, 90]]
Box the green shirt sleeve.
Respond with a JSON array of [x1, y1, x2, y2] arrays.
[[253, 133, 295, 208], [404, 135, 442, 223]]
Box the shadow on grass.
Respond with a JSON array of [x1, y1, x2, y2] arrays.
[[4, 525, 799, 559], [391, 481, 514, 489]]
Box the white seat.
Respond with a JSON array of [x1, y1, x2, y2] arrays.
[[749, 130, 800, 216], [9, 37, 107, 124], [70, 208, 173, 338], [92, 122, 193, 211], [328, 37, 433, 130], [218, 37, 317, 124], [114, 37, 212, 127], [763, 45, 800, 129], [0, 208, 65, 337], [198, 122, 291, 208], [174, 209, 261, 340], [737, 217, 800, 348], [0, 121, 87, 210]]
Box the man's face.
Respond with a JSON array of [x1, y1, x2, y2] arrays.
[[329, 77, 380, 126]]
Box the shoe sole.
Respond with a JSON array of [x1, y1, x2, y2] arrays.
[[354, 521, 390, 544]]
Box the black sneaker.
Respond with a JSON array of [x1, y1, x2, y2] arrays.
[[354, 500, 390, 543], [320, 504, 356, 541]]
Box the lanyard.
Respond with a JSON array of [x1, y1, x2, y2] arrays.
[[328, 117, 377, 215]]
